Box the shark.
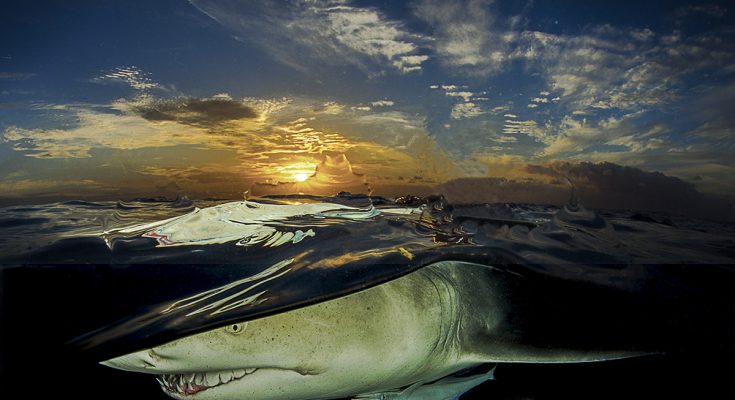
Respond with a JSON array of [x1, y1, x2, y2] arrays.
[[101, 260, 650, 400]]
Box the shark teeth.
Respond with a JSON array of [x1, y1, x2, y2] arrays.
[[158, 369, 258, 396]]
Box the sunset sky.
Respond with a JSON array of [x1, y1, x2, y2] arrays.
[[1, 0, 734, 211]]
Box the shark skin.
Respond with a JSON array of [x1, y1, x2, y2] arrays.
[[101, 261, 648, 400], [353, 367, 496, 400]]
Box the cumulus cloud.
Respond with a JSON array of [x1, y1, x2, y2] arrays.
[[188, 0, 429, 74]]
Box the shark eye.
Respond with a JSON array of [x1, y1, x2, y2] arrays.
[[225, 322, 247, 335]]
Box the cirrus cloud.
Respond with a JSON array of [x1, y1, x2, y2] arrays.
[[188, 0, 429, 75]]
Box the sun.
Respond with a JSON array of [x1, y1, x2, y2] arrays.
[[294, 173, 310, 182]]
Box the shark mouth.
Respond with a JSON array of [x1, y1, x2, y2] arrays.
[[157, 368, 258, 396]]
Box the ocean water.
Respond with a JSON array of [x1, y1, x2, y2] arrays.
[[1, 194, 733, 399]]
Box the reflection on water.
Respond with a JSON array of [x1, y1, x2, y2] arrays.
[[5, 194, 732, 265]]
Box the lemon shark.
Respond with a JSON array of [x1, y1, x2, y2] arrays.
[[80, 198, 680, 399], [101, 260, 649, 400]]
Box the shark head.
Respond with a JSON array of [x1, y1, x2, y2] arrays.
[[101, 265, 466, 400]]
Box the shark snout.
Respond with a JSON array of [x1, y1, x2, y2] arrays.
[[102, 349, 162, 373]]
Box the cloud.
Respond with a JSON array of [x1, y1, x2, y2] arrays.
[[630, 28, 655, 42], [443, 160, 734, 221], [688, 80, 735, 140], [0, 72, 36, 80], [137, 96, 258, 124], [92, 66, 159, 91], [431, 83, 489, 119], [528, 161, 697, 199], [535, 28, 735, 114], [250, 153, 370, 196], [675, 5, 727, 18], [414, 0, 514, 75], [312, 101, 344, 115], [348, 99, 395, 112], [188, 0, 429, 74], [446, 91, 476, 102], [1, 107, 214, 158], [1, 89, 35, 96], [492, 135, 517, 143], [412, 0, 734, 124], [489, 105, 510, 114], [1, 95, 462, 200], [539, 114, 672, 157], [451, 102, 484, 119], [0, 95, 306, 161], [393, 55, 429, 73], [503, 118, 549, 144], [370, 100, 394, 107]]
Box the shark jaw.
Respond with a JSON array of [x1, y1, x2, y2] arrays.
[[156, 368, 258, 397], [149, 367, 320, 399]]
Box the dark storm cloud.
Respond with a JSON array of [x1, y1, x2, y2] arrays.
[[529, 161, 702, 207], [137, 98, 258, 125], [442, 161, 734, 221], [441, 177, 571, 205]]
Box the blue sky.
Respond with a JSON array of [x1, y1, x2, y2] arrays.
[[1, 0, 734, 203]]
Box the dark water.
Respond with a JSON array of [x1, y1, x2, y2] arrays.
[[1, 194, 733, 399]]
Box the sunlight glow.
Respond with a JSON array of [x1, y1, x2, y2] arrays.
[[294, 173, 310, 182]]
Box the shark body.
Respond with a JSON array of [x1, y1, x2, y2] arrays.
[[102, 260, 647, 400]]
